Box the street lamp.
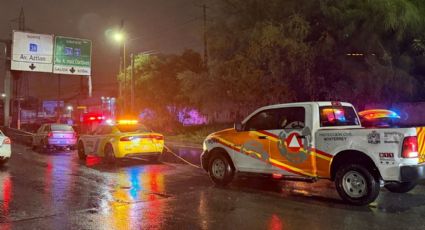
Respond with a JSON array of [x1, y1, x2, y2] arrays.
[[113, 31, 128, 114]]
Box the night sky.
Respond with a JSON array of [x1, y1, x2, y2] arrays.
[[0, 0, 208, 100]]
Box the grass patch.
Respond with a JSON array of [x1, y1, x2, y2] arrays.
[[165, 123, 233, 144]]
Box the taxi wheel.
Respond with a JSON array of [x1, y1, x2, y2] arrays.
[[105, 144, 116, 164], [77, 142, 86, 160], [385, 181, 417, 193], [208, 152, 234, 186], [335, 164, 380, 205]]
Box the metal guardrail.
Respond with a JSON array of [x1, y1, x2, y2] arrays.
[[1, 127, 34, 146]]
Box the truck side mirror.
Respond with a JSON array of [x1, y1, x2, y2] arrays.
[[234, 122, 243, 132]]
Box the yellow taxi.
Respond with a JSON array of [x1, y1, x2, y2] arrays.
[[77, 120, 164, 163]]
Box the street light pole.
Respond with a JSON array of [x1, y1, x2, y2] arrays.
[[123, 40, 127, 114], [130, 53, 135, 113]]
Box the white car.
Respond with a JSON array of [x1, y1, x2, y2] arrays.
[[32, 123, 77, 151], [0, 130, 12, 166]]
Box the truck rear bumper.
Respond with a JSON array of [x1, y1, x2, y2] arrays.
[[400, 164, 425, 182]]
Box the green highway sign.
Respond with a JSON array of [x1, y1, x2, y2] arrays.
[[53, 36, 92, 75]]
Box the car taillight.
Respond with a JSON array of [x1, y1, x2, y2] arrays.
[[120, 136, 132, 142], [151, 135, 163, 141], [47, 132, 53, 138], [402, 136, 418, 158], [3, 138, 11, 144]]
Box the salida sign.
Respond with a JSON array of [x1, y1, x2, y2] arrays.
[[11, 31, 92, 76], [53, 36, 92, 75], [11, 31, 54, 73]]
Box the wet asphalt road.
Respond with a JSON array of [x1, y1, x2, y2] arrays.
[[1, 144, 425, 229]]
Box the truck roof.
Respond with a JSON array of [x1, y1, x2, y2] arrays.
[[259, 101, 354, 110]]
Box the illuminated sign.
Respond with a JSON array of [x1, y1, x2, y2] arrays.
[[53, 36, 92, 75], [11, 31, 54, 73]]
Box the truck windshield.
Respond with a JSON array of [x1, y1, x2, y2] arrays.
[[320, 106, 360, 127]]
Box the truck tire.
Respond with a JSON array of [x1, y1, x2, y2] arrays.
[[0, 158, 8, 166], [335, 164, 380, 205], [208, 152, 234, 186], [77, 142, 86, 160], [385, 181, 417, 193]]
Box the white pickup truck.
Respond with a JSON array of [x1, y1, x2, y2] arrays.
[[201, 102, 425, 205]]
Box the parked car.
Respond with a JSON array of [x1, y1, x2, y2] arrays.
[[77, 120, 164, 163], [201, 101, 425, 205], [32, 123, 77, 151], [0, 130, 11, 166]]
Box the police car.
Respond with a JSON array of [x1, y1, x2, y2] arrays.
[[77, 120, 164, 163], [201, 102, 425, 205]]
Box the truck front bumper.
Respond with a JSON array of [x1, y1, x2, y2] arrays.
[[400, 164, 425, 182]]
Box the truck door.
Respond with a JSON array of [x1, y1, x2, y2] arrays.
[[233, 109, 278, 172], [267, 106, 316, 177]]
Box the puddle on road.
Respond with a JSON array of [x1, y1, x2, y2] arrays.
[[0, 172, 12, 224]]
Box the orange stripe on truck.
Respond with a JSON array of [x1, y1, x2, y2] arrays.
[[417, 127, 425, 163]]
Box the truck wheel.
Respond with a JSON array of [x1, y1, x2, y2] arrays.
[[335, 164, 380, 205], [0, 158, 8, 166], [104, 144, 116, 164], [77, 142, 86, 160], [385, 181, 417, 193], [208, 152, 234, 186]]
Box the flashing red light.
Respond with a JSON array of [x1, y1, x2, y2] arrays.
[[120, 135, 164, 142], [3, 138, 11, 144], [120, 136, 133, 142], [359, 109, 400, 120], [47, 132, 53, 138], [402, 136, 418, 158], [272, 173, 283, 179], [83, 113, 105, 122]]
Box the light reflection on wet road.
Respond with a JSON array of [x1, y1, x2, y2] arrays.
[[1, 143, 425, 229]]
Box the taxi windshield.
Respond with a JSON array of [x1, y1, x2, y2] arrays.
[[320, 106, 359, 127], [115, 124, 150, 133]]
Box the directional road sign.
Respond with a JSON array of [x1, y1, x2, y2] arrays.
[[11, 31, 54, 73], [53, 36, 92, 75]]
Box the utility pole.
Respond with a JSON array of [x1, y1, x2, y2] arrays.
[[15, 7, 26, 129], [18, 7, 25, 31], [57, 75, 61, 122], [130, 53, 135, 113], [203, 4, 208, 68]]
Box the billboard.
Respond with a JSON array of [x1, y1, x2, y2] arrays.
[[53, 36, 92, 75], [43, 100, 64, 116], [11, 31, 54, 73]]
